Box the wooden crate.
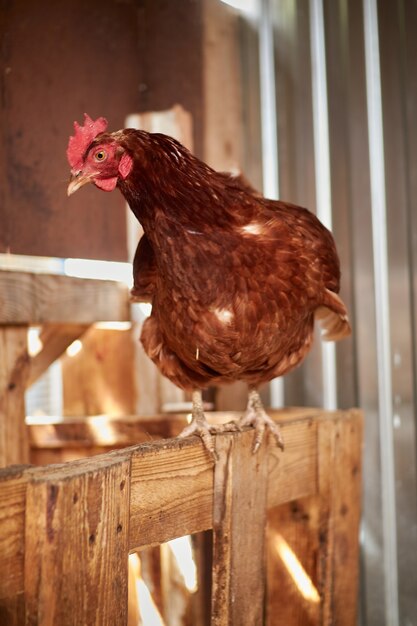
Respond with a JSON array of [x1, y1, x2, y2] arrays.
[[0, 270, 362, 624], [0, 409, 362, 625]]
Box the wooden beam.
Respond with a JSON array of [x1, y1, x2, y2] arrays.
[[24, 454, 131, 626], [0, 326, 30, 466], [0, 271, 130, 325], [211, 432, 268, 626], [28, 323, 89, 387]]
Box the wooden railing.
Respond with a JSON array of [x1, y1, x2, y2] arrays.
[[0, 270, 130, 466], [0, 270, 362, 624]]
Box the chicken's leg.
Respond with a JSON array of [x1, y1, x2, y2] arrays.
[[239, 387, 284, 453], [178, 389, 240, 457]]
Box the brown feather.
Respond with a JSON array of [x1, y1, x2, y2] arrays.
[[84, 128, 351, 390]]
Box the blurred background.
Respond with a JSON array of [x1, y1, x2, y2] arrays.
[[1, 0, 416, 623]]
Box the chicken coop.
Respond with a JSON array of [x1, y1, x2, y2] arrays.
[[0, 0, 416, 625]]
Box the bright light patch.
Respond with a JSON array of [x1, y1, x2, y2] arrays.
[[28, 327, 43, 357], [26, 415, 64, 425], [94, 321, 132, 331], [129, 554, 165, 626], [66, 339, 83, 358], [220, 0, 259, 17], [138, 303, 152, 318], [213, 308, 234, 324], [274, 534, 320, 603], [64, 258, 132, 286], [241, 221, 263, 235], [168, 536, 198, 592], [88, 415, 117, 445]]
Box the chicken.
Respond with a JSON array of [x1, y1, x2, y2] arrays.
[[67, 114, 351, 455]]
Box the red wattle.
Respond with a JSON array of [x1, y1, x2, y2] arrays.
[[94, 177, 118, 192]]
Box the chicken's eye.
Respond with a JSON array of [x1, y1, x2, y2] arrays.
[[94, 150, 107, 162]]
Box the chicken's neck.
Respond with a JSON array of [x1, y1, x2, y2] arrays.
[[119, 170, 254, 248], [117, 129, 257, 258]]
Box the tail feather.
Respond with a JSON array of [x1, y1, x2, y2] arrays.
[[315, 289, 351, 342]]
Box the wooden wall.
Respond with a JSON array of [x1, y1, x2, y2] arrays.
[[0, 0, 204, 261]]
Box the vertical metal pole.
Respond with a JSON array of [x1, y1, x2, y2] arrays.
[[258, 0, 284, 408], [363, 0, 399, 623], [309, 0, 337, 410]]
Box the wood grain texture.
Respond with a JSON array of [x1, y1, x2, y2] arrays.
[[0, 465, 27, 600], [267, 497, 322, 626], [62, 327, 137, 417], [24, 454, 131, 626], [0, 271, 130, 324], [266, 411, 363, 626], [129, 437, 215, 549], [0, 327, 30, 466], [211, 430, 268, 626], [28, 323, 89, 387], [319, 411, 363, 626], [0, 408, 362, 626]]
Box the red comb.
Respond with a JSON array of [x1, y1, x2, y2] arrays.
[[67, 114, 108, 170]]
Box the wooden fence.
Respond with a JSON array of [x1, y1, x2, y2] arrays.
[[0, 270, 363, 624]]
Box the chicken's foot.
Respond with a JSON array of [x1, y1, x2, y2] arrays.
[[239, 388, 285, 453], [178, 389, 240, 458]]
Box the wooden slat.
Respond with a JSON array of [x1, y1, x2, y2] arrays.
[[24, 454, 131, 626], [28, 323, 89, 387], [27, 409, 320, 449], [0, 465, 30, 625], [324, 410, 362, 624], [0, 271, 130, 325], [267, 415, 318, 508], [211, 431, 268, 626], [266, 411, 363, 625], [267, 497, 322, 626], [0, 327, 30, 466], [129, 437, 215, 549]]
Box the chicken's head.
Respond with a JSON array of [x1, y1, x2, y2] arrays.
[[67, 114, 132, 195]]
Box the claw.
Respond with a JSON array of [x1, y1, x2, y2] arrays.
[[177, 390, 240, 459], [239, 388, 284, 453]]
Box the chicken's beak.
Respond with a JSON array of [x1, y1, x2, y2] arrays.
[[67, 172, 93, 196]]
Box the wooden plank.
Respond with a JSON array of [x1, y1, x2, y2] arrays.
[[24, 454, 131, 626], [267, 415, 318, 508], [28, 323, 89, 387], [325, 410, 362, 624], [211, 430, 269, 626], [62, 327, 136, 417], [28, 414, 189, 450], [0, 409, 360, 609], [0, 271, 130, 325], [0, 326, 30, 466], [267, 497, 322, 626], [266, 410, 362, 625], [0, 465, 30, 626], [27, 409, 321, 449], [129, 437, 215, 549]]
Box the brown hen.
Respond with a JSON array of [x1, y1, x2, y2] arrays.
[[67, 115, 351, 455]]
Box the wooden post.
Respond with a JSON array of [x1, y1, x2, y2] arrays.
[[266, 411, 363, 625], [211, 430, 269, 625], [318, 412, 363, 624], [28, 323, 89, 387], [0, 465, 30, 625], [24, 455, 131, 626], [0, 327, 30, 466]]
